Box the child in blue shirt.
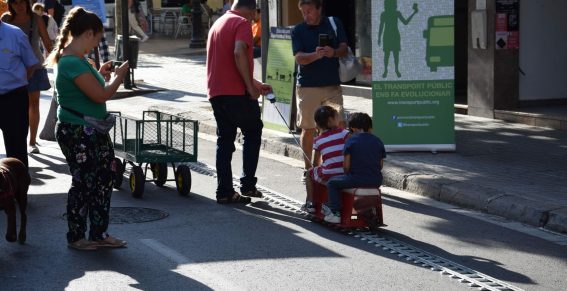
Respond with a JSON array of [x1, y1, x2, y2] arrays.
[[323, 113, 386, 223]]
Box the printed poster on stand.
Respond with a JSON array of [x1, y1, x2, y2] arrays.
[[263, 27, 296, 132], [372, 0, 455, 152]]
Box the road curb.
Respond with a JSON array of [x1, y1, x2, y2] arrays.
[[149, 104, 567, 234]]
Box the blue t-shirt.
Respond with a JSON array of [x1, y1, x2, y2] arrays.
[[344, 133, 387, 186], [291, 17, 347, 87]]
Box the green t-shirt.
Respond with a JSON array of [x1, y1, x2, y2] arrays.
[[55, 55, 107, 126]]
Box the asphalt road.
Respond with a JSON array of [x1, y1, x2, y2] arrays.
[[0, 92, 566, 291]]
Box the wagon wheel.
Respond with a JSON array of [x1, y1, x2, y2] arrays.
[[129, 165, 145, 198], [112, 158, 125, 189], [150, 163, 168, 187], [175, 165, 191, 196]]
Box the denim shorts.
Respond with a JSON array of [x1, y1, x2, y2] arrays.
[[27, 67, 51, 92]]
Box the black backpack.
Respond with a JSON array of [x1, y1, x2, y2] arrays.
[[52, 0, 65, 27]]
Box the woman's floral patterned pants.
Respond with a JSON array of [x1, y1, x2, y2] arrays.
[[56, 122, 116, 243]]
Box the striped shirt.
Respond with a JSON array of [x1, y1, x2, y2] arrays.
[[313, 127, 349, 180]]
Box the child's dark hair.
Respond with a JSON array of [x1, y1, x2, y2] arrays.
[[314, 105, 338, 130], [45, 7, 103, 65], [348, 112, 372, 132]]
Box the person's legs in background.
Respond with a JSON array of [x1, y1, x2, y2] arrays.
[[129, 10, 149, 42], [27, 67, 51, 154], [28, 90, 40, 153]]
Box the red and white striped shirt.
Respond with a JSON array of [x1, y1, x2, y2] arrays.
[[313, 127, 349, 181]]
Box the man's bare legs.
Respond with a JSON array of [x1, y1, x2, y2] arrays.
[[300, 128, 316, 170]]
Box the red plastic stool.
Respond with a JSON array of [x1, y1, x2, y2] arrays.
[[312, 181, 328, 220], [339, 188, 383, 228]]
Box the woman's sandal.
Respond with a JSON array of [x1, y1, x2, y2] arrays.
[[68, 239, 98, 251], [216, 192, 252, 204], [94, 235, 128, 248]]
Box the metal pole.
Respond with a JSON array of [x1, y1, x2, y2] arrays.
[[121, 0, 132, 89], [261, 0, 269, 83], [189, 0, 206, 48]]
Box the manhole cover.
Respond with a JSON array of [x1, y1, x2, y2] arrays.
[[61, 207, 169, 224]]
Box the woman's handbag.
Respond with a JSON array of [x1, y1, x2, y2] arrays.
[[39, 91, 58, 141], [329, 17, 363, 83], [60, 105, 116, 134]]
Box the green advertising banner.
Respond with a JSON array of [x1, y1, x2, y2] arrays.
[[372, 0, 455, 151], [262, 27, 296, 132]]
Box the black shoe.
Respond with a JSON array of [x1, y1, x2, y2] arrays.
[[240, 189, 263, 198], [216, 192, 252, 204]]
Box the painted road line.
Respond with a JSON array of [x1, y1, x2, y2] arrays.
[[140, 239, 245, 291]]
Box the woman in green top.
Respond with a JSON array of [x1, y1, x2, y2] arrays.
[[45, 7, 130, 251]]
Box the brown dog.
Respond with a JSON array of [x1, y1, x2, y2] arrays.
[[0, 158, 30, 244]]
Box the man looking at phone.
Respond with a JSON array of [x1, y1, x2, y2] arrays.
[[291, 0, 348, 182]]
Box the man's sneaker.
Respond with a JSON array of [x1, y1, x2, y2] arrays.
[[301, 170, 307, 184], [141, 35, 149, 42], [300, 202, 315, 213], [324, 211, 341, 224], [320, 204, 332, 216]]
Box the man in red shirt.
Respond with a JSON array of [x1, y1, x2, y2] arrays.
[[206, 0, 272, 204]]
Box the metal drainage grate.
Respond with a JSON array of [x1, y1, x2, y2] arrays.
[[61, 207, 169, 224], [187, 161, 524, 291]]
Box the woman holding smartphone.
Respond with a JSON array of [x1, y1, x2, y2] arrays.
[[46, 7, 130, 251]]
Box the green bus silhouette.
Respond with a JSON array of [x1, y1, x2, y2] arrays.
[[423, 15, 454, 72]]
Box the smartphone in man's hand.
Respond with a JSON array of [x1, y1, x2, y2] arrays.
[[319, 33, 330, 47]]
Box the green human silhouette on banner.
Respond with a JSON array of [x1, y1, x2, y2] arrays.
[[378, 0, 418, 78]]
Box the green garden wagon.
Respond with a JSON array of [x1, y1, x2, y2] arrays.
[[110, 111, 198, 198]]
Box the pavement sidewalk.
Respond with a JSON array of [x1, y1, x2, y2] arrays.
[[112, 37, 567, 234]]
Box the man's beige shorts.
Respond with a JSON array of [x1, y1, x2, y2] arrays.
[[296, 85, 345, 129]]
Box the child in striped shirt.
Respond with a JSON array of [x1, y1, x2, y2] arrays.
[[302, 106, 349, 213]]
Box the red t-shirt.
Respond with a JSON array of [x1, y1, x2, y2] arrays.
[[206, 10, 253, 99]]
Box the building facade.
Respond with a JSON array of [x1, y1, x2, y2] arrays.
[[266, 0, 567, 119]]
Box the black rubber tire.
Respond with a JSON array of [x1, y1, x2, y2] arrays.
[[112, 158, 125, 189], [151, 163, 168, 187], [175, 165, 191, 196], [129, 165, 145, 198]]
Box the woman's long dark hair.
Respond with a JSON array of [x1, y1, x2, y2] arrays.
[[45, 7, 103, 65], [6, 0, 33, 21]]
